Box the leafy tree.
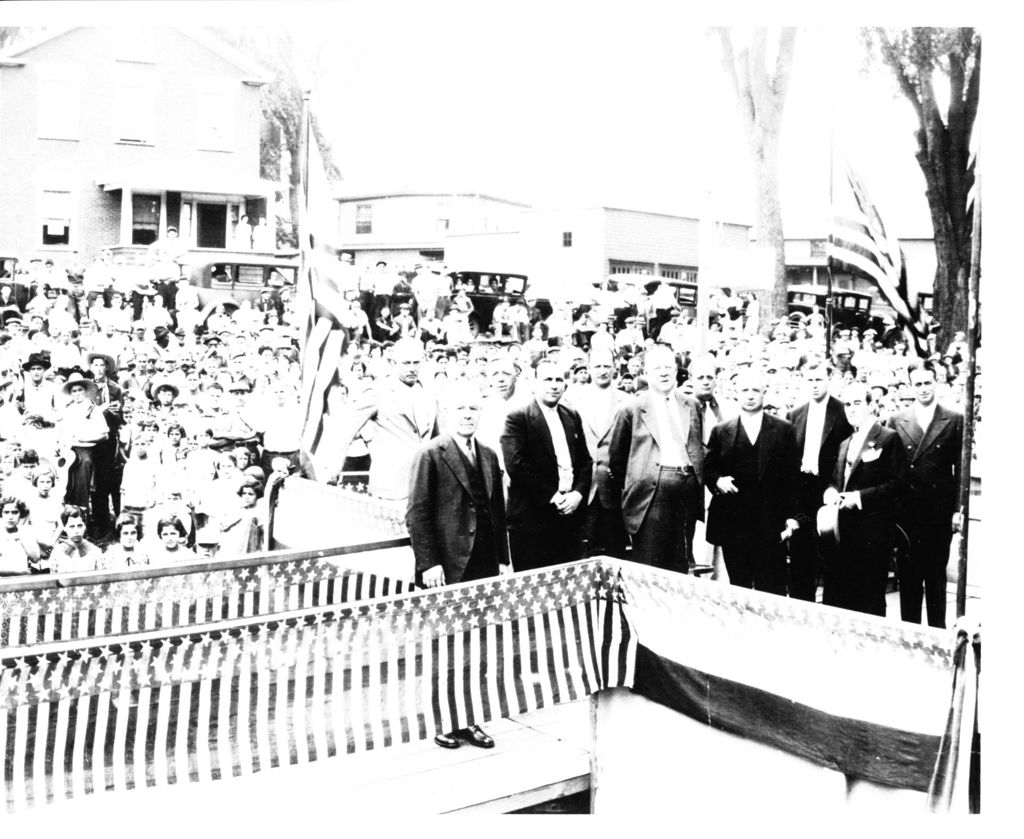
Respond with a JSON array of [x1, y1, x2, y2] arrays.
[[209, 28, 342, 248], [862, 27, 980, 343], [715, 27, 798, 328]]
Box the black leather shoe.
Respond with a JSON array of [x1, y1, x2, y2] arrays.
[[458, 725, 495, 749], [434, 732, 461, 749]]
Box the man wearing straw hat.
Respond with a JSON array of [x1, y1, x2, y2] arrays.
[[58, 373, 109, 519]]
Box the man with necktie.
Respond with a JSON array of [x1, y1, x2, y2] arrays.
[[885, 359, 963, 627], [406, 381, 509, 751], [501, 359, 592, 572], [822, 382, 907, 617], [608, 344, 704, 572]]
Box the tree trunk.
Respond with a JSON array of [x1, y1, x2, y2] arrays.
[[751, 134, 788, 323]]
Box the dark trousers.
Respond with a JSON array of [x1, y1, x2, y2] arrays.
[[584, 498, 626, 559], [897, 525, 952, 629], [629, 466, 699, 574], [722, 535, 787, 596], [788, 472, 826, 601], [823, 515, 892, 617], [509, 520, 584, 572]]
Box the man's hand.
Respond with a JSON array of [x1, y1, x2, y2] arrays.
[[553, 490, 583, 516], [716, 476, 739, 495], [422, 565, 445, 588], [838, 491, 860, 511], [498, 563, 512, 576], [823, 487, 840, 506], [952, 512, 963, 533], [780, 518, 799, 542]]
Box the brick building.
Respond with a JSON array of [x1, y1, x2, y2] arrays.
[[0, 27, 280, 272]]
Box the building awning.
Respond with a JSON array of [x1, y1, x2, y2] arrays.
[[96, 164, 280, 198]]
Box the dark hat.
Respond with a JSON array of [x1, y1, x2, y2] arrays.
[[203, 334, 222, 345], [21, 352, 51, 371]]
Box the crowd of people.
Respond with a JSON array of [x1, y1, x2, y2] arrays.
[[0, 252, 978, 649]]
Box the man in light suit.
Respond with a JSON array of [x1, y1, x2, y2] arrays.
[[406, 381, 509, 751], [704, 368, 800, 595], [823, 383, 908, 617], [608, 344, 705, 572], [886, 359, 963, 628], [786, 361, 853, 601], [562, 347, 629, 558], [334, 338, 438, 500], [500, 359, 592, 572]]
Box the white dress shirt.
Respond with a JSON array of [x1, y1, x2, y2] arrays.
[[650, 393, 690, 467], [538, 401, 573, 493], [915, 401, 937, 435], [739, 410, 764, 445], [801, 398, 828, 474]]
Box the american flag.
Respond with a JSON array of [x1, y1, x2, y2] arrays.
[[1, 559, 633, 811], [297, 101, 351, 458], [828, 156, 931, 356]]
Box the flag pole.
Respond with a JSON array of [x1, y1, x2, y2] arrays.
[[955, 166, 980, 619], [824, 116, 835, 361]]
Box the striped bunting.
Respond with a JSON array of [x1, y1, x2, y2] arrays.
[[828, 158, 930, 356], [0, 553, 414, 648], [1, 559, 632, 812]]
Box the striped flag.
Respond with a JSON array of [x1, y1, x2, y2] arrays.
[[828, 157, 930, 356], [297, 101, 351, 458]]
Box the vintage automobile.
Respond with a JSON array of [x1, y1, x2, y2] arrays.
[[786, 284, 883, 333], [189, 251, 299, 311], [448, 270, 530, 336]]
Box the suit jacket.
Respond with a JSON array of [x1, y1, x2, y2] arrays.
[[563, 384, 629, 507], [787, 395, 853, 518], [886, 404, 963, 529], [704, 412, 799, 546], [830, 421, 908, 557], [500, 398, 592, 533], [405, 434, 509, 581], [335, 378, 438, 500], [607, 389, 705, 536]]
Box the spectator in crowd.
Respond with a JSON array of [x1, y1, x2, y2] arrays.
[[501, 358, 592, 572], [51, 504, 105, 573], [406, 381, 509, 751], [886, 359, 964, 628], [103, 513, 149, 568], [150, 515, 192, 564], [0, 495, 39, 575], [822, 382, 908, 617], [704, 368, 800, 595]]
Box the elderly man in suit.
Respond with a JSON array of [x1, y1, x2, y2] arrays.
[[334, 338, 438, 501], [406, 381, 509, 751], [563, 347, 629, 558], [823, 382, 908, 617], [886, 359, 963, 628], [785, 360, 853, 601], [608, 344, 704, 572], [500, 359, 592, 572], [704, 368, 800, 595]]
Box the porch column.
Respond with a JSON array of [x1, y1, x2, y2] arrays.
[[120, 187, 132, 245]]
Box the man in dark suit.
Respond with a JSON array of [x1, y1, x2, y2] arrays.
[[406, 381, 509, 751], [786, 361, 853, 601], [608, 344, 705, 573], [886, 359, 963, 628], [562, 347, 629, 558], [704, 368, 800, 595], [823, 383, 908, 617], [500, 359, 592, 572]]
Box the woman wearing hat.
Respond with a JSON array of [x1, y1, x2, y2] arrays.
[[58, 373, 110, 516]]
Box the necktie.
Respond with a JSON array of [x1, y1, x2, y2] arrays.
[[464, 438, 476, 468]]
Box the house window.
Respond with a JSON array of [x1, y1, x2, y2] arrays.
[[563, 232, 573, 247], [40, 190, 72, 246], [809, 239, 828, 259], [115, 62, 156, 143], [37, 67, 79, 140], [196, 80, 234, 151], [355, 204, 372, 234], [132, 194, 161, 245]]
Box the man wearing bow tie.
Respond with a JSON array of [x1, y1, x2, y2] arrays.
[[886, 359, 963, 628], [823, 383, 907, 617]]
